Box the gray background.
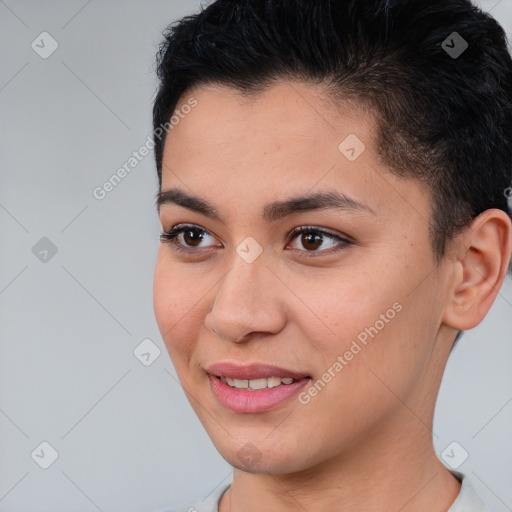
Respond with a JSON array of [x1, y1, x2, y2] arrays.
[[0, 1, 511, 511]]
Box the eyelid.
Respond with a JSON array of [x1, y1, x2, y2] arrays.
[[286, 225, 353, 257], [287, 225, 352, 242], [160, 223, 353, 256], [160, 223, 221, 250]]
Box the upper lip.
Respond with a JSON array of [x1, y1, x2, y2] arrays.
[[206, 362, 310, 380]]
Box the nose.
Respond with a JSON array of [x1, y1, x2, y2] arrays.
[[204, 255, 287, 343]]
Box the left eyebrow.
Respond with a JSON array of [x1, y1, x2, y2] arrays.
[[155, 187, 376, 222], [262, 190, 376, 221]]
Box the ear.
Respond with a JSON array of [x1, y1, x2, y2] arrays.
[[442, 209, 512, 331]]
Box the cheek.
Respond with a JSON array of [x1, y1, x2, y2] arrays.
[[290, 264, 434, 406], [312, 286, 437, 415], [153, 252, 204, 363], [289, 270, 399, 359]]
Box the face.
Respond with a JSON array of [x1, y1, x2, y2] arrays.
[[153, 81, 454, 475]]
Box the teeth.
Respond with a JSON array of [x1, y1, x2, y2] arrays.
[[220, 376, 298, 390], [267, 376, 281, 388], [233, 378, 248, 389], [249, 378, 267, 390]]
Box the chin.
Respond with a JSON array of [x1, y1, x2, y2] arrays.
[[209, 429, 316, 475]]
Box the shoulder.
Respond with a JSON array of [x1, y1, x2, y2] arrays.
[[448, 472, 488, 512], [159, 483, 231, 512]]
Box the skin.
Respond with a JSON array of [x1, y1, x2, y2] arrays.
[[153, 81, 512, 512]]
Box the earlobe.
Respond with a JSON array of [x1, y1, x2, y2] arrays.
[[442, 209, 512, 331]]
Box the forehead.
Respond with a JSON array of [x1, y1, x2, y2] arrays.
[[166, 81, 373, 157], [160, 81, 432, 229], [162, 82, 376, 186]]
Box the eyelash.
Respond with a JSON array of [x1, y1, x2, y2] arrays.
[[159, 224, 353, 259]]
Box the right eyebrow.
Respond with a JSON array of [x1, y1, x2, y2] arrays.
[[156, 188, 223, 220]]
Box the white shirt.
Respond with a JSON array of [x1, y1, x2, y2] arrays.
[[163, 472, 487, 512]]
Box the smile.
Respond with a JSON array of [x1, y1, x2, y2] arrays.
[[206, 363, 311, 413], [220, 375, 298, 390]]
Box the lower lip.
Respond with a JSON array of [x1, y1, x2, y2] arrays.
[[208, 374, 310, 413]]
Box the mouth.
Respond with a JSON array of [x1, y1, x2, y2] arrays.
[[205, 362, 311, 413], [218, 375, 301, 390]]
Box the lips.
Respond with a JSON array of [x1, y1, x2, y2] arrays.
[[206, 362, 309, 380], [205, 362, 311, 413]]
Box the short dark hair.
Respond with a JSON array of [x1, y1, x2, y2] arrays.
[[153, 0, 512, 271]]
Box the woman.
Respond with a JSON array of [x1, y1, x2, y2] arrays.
[[151, 0, 512, 510]]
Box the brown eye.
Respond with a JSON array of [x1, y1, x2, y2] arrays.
[[160, 224, 220, 252], [287, 226, 353, 257], [301, 232, 323, 251], [183, 228, 205, 247]]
